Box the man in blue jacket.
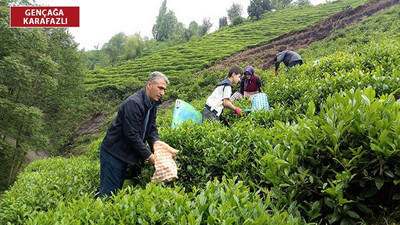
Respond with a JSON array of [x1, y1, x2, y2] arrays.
[[274, 50, 303, 76], [99, 71, 169, 197]]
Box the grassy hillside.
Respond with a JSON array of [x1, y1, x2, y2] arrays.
[[1, 1, 400, 225], [85, 0, 368, 102]]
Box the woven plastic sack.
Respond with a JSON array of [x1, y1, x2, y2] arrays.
[[251, 93, 270, 112], [171, 99, 202, 128], [151, 141, 179, 183], [230, 91, 243, 101]]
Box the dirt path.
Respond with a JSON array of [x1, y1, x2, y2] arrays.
[[208, 0, 399, 73]]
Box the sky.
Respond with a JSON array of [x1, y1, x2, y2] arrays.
[[34, 0, 327, 50]]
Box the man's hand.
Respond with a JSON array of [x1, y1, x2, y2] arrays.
[[274, 70, 278, 76], [235, 107, 243, 115], [147, 154, 155, 165]]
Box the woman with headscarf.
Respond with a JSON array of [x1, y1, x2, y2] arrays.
[[240, 65, 262, 97]]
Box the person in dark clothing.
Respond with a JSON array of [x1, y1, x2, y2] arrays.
[[240, 65, 262, 95], [99, 71, 169, 198], [203, 66, 243, 121], [274, 50, 303, 75]]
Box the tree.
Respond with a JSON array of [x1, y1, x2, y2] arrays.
[[0, 1, 86, 190], [185, 21, 201, 41], [152, 0, 167, 41], [155, 0, 167, 24], [44, 28, 86, 149], [171, 21, 186, 44], [248, 0, 272, 20], [219, 17, 228, 29], [271, 0, 293, 10], [124, 33, 145, 60], [0, 23, 55, 188], [227, 3, 243, 22], [295, 0, 311, 6], [231, 16, 244, 26], [200, 17, 213, 36], [152, 0, 179, 42], [98, 50, 112, 68], [102, 32, 127, 65], [152, 10, 179, 41], [83, 50, 99, 70]]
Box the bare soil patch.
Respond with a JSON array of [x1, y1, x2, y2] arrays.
[[207, 0, 399, 73]]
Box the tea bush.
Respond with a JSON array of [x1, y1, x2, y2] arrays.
[[0, 157, 99, 224], [157, 87, 400, 224], [2, 2, 400, 225], [26, 178, 304, 225], [260, 38, 400, 125]]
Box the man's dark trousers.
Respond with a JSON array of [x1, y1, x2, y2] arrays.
[[288, 60, 303, 68], [99, 147, 128, 198]]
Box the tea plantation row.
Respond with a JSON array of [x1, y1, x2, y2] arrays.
[[85, 0, 368, 102], [0, 156, 301, 224], [2, 89, 398, 224], [1, 3, 400, 225], [149, 6, 400, 223]]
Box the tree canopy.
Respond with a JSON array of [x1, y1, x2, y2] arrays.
[[227, 3, 244, 22], [219, 16, 228, 29], [248, 0, 273, 20], [0, 1, 86, 190], [152, 0, 180, 42]]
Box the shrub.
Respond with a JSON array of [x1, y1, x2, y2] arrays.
[[0, 157, 99, 224], [26, 178, 304, 225]]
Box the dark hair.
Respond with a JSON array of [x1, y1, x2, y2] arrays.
[[228, 66, 243, 77]]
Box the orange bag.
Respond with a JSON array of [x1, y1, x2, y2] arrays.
[[151, 141, 179, 183]]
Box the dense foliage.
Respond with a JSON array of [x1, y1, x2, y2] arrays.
[[248, 0, 273, 20], [0, 157, 99, 224], [1, 1, 400, 225], [155, 7, 400, 223], [0, 1, 87, 191]]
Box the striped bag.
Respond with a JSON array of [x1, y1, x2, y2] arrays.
[[251, 93, 270, 112], [151, 141, 179, 183]]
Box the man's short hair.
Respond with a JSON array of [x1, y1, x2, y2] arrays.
[[148, 71, 169, 84], [228, 66, 243, 77]]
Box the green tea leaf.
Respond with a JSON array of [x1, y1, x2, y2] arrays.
[[393, 194, 400, 200], [375, 176, 384, 190], [357, 203, 372, 214], [346, 210, 360, 219]]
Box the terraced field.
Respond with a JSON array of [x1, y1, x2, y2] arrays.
[[85, 0, 369, 102]]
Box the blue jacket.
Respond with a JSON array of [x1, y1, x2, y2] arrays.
[[101, 88, 160, 165], [275, 50, 303, 70]]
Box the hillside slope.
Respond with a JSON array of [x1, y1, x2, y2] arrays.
[[85, 0, 369, 102], [74, 0, 398, 146], [209, 0, 399, 72]]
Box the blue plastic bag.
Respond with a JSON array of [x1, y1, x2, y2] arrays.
[[171, 99, 203, 128]]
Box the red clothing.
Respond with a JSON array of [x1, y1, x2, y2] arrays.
[[241, 74, 261, 93]]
